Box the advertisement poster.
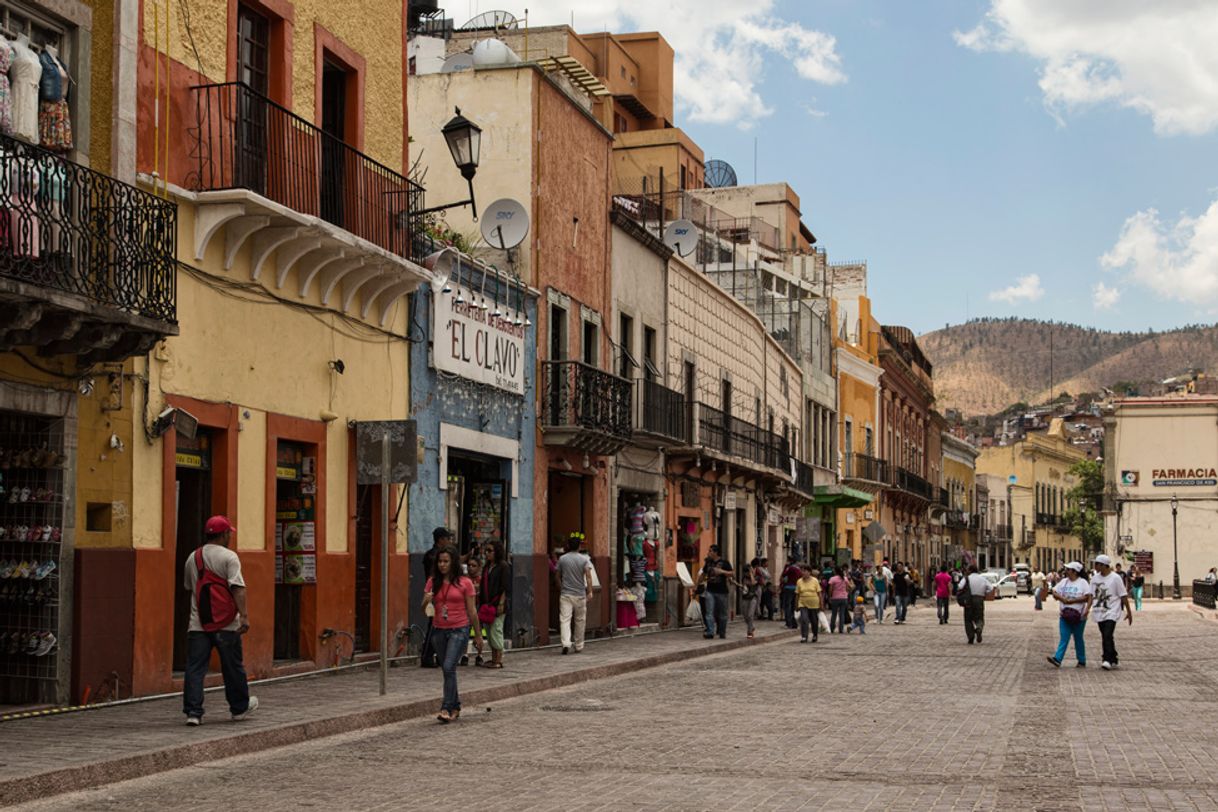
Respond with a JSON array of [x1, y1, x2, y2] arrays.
[[274, 521, 316, 584]]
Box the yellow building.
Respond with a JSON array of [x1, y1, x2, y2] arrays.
[[977, 420, 1086, 571], [941, 432, 979, 563]]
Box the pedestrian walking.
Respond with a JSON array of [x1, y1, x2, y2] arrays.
[[851, 595, 867, 634], [756, 557, 776, 620], [908, 566, 921, 606], [699, 545, 734, 639], [1047, 561, 1093, 668], [740, 561, 760, 639], [934, 565, 953, 624], [557, 533, 594, 654], [827, 566, 851, 633], [871, 567, 889, 623], [423, 545, 482, 722], [1129, 565, 1144, 611], [478, 541, 509, 669], [961, 564, 994, 644], [891, 563, 912, 624], [1091, 554, 1132, 670], [796, 564, 822, 643], [182, 516, 256, 726], [780, 559, 802, 629], [1031, 568, 1047, 611]]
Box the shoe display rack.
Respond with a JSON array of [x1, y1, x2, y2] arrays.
[[0, 410, 65, 705]]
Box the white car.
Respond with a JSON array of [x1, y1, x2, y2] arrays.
[[982, 572, 1019, 599]]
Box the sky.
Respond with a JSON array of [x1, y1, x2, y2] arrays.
[[481, 0, 1218, 335]]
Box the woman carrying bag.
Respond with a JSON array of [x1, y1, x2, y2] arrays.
[[1047, 561, 1093, 668], [479, 541, 510, 669]]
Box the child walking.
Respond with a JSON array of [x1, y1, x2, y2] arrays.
[[850, 595, 867, 634]]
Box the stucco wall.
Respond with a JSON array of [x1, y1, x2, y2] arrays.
[[611, 223, 667, 377]]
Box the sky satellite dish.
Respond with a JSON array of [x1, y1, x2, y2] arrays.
[[664, 219, 699, 257], [441, 53, 475, 73], [704, 159, 738, 188], [480, 198, 530, 249], [460, 10, 519, 30]]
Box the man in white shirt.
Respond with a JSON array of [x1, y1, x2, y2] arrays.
[[1031, 569, 1047, 611], [557, 534, 595, 655], [962, 564, 994, 645], [1090, 554, 1132, 670]]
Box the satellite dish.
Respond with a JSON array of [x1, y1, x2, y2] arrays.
[[460, 10, 519, 30], [664, 219, 699, 257], [480, 199, 530, 249], [704, 159, 738, 188], [440, 53, 475, 73]]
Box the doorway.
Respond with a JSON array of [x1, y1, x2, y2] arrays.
[[320, 59, 349, 228], [173, 430, 213, 672], [273, 440, 317, 662], [234, 4, 269, 194], [546, 470, 587, 633]]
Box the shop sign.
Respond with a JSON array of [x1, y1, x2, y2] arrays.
[[434, 292, 526, 395], [1133, 550, 1153, 574], [1120, 470, 1139, 486], [175, 433, 210, 470], [1151, 467, 1217, 487], [723, 490, 737, 511]]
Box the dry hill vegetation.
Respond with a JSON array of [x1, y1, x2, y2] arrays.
[[918, 318, 1218, 416]]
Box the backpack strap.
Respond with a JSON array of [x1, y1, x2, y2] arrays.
[[194, 547, 206, 578]]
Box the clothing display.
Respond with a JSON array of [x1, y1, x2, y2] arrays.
[[642, 538, 658, 571], [626, 504, 646, 535], [38, 100, 70, 151], [643, 507, 661, 540], [8, 37, 41, 144], [0, 40, 13, 135]]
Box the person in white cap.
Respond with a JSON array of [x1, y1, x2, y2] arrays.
[[1047, 561, 1093, 668], [1090, 554, 1132, 670]]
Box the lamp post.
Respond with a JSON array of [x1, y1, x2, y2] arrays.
[[410, 107, 483, 219], [1171, 494, 1181, 600]]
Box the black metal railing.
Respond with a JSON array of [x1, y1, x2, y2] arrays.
[[1193, 580, 1216, 609], [893, 467, 935, 501], [542, 361, 632, 439], [794, 459, 815, 495], [937, 488, 950, 507], [0, 132, 177, 322], [637, 379, 686, 442], [843, 452, 889, 483], [995, 523, 1012, 541], [191, 82, 427, 262], [764, 433, 792, 474], [1018, 529, 1036, 549], [696, 402, 791, 473]]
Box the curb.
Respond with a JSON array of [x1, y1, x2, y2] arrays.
[[0, 631, 793, 806], [1186, 603, 1218, 623]]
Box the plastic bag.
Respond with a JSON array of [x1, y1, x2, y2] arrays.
[[685, 596, 703, 624], [818, 610, 830, 632]]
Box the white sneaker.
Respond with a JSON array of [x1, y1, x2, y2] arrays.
[[232, 695, 259, 720], [1109, 663, 1120, 669], [185, 716, 201, 726], [1101, 661, 1112, 671]]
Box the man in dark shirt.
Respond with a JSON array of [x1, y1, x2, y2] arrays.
[[780, 559, 802, 629], [891, 563, 912, 624], [699, 545, 734, 639], [423, 527, 454, 583]]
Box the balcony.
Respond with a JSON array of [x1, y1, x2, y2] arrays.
[[945, 510, 969, 530], [793, 459, 816, 498], [842, 452, 889, 488], [1036, 512, 1067, 528], [541, 361, 633, 455], [1017, 529, 1037, 550], [995, 523, 1013, 542], [189, 82, 430, 325], [696, 402, 793, 478], [0, 133, 178, 362], [633, 378, 687, 446], [891, 466, 935, 502]]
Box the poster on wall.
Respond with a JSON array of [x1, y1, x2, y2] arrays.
[[433, 290, 527, 394], [274, 522, 317, 584], [468, 482, 505, 547]]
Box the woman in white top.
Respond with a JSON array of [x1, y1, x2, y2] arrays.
[[1047, 561, 1093, 668]]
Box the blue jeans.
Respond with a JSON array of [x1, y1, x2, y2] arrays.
[[894, 594, 908, 622], [703, 591, 728, 637], [781, 587, 797, 627], [432, 625, 470, 711], [183, 630, 250, 719], [1034, 587, 1044, 610], [1054, 617, 1086, 664], [1132, 586, 1143, 611], [873, 592, 887, 622]]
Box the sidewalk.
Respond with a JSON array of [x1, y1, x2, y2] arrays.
[[0, 621, 795, 806]]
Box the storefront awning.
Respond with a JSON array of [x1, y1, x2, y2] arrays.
[[813, 484, 874, 508]]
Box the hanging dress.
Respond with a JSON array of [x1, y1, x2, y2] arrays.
[[0, 40, 14, 136], [37, 49, 71, 151], [8, 40, 41, 144]]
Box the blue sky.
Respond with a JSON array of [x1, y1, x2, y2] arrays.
[[522, 0, 1218, 335]]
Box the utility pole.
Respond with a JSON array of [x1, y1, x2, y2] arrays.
[[1171, 495, 1181, 600]]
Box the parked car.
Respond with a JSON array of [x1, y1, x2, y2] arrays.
[[982, 572, 1019, 599], [1012, 564, 1032, 594]]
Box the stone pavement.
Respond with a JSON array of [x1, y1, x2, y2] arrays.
[[0, 621, 795, 806], [12, 598, 1218, 812]]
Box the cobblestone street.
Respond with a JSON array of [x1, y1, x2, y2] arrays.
[[14, 599, 1218, 812]]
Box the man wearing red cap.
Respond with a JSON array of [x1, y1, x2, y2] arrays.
[[182, 515, 257, 725]]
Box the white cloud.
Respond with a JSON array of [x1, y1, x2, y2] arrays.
[[954, 1, 1218, 135], [519, 2, 845, 127], [1101, 201, 1218, 303], [1092, 282, 1121, 310], [988, 274, 1045, 305]]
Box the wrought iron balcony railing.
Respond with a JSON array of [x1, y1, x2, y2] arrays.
[[696, 402, 792, 476], [892, 466, 935, 501], [191, 82, 427, 263], [937, 488, 950, 507], [0, 131, 177, 324], [843, 452, 889, 484], [541, 361, 632, 454], [635, 378, 687, 444], [794, 459, 815, 496], [1018, 529, 1037, 550], [995, 523, 1013, 541]]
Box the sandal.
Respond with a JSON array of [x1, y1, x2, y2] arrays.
[[484, 661, 503, 669], [436, 709, 452, 723], [474, 655, 484, 667], [449, 709, 460, 721]]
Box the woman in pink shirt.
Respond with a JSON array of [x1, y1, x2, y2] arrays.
[[934, 564, 954, 625], [827, 566, 851, 634], [423, 546, 483, 722]]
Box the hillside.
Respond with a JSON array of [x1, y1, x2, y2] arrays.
[[918, 319, 1218, 416]]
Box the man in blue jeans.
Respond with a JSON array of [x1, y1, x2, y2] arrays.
[[699, 545, 733, 639], [182, 515, 257, 726]]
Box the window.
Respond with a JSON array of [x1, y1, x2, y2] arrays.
[[865, 426, 874, 456], [721, 379, 733, 418], [642, 326, 657, 383], [617, 313, 635, 379], [844, 418, 853, 459], [780, 367, 788, 399], [679, 164, 687, 191], [582, 319, 598, 367], [549, 304, 568, 361], [237, 5, 270, 95], [614, 112, 628, 133]]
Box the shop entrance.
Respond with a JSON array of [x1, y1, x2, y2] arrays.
[[445, 453, 507, 560], [615, 490, 659, 628], [273, 440, 318, 662], [172, 429, 214, 672], [546, 470, 587, 634]]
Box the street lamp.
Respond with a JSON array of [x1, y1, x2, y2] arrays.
[[1171, 494, 1181, 600], [406, 107, 484, 221]]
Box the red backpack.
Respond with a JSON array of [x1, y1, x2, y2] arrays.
[[195, 548, 238, 632]]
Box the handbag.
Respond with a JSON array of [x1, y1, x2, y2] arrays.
[[477, 603, 497, 624], [1061, 607, 1083, 623], [956, 578, 972, 607]]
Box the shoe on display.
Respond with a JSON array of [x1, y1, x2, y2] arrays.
[[34, 632, 56, 656], [24, 633, 40, 655], [33, 560, 56, 580]]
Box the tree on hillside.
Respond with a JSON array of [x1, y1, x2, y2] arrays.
[[1063, 460, 1104, 555]]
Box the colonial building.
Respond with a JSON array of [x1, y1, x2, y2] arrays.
[[941, 431, 980, 568]]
